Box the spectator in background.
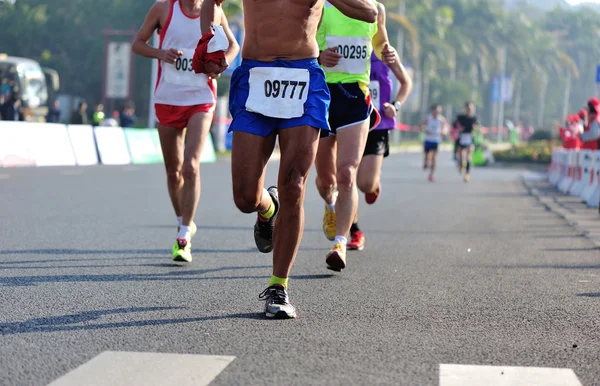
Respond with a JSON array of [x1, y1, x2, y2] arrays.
[[1, 79, 10, 99], [119, 103, 136, 128], [70, 101, 88, 125], [46, 99, 61, 123], [1, 93, 25, 121], [92, 103, 105, 126], [99, 110, 120, 127], [580, 98, 600, 151]]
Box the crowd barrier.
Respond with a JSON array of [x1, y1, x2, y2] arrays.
[[549, 148, 600, 208], [0, 122, 216, 168]]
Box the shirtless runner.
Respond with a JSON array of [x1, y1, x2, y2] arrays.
[[197, 0, 377, 319], [132, 0, 239, 262]]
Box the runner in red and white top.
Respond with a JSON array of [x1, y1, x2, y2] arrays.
[[132, 0, 239, 262]]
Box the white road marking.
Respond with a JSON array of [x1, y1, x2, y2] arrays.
[[439, 364, 582, 386], [59, 170, 83, 176], [48, 351, 235, 386]]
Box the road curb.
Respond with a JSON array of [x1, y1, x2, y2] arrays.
[[521, 174, 600, 248]]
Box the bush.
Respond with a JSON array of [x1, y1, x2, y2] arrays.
[[492, 140, 557, 164], [528, 130, 553, 141]]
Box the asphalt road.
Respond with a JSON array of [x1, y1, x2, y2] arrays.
[[0, 152, 599, 385]]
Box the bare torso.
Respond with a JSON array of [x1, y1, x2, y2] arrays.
[[242, 0, 324, 61]]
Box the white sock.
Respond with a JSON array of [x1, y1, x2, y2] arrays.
[[178, 225, 191, 241], [326, 202, 335, 212], [334, 235, 347, 247], [177, 216, 183, 227]]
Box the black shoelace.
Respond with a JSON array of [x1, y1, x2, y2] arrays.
[[259, 286, 287, 305]]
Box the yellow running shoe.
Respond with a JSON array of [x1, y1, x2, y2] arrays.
[[326, 242, 347, 272], [322, 207, 336, 241], [172, 238, 192, 263]]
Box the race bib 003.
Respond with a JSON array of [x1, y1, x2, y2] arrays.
[[246, 67, 310, 119], [163, 49, 207, 87], [326, 36, 371, 75], [369, 80, 380, 109]]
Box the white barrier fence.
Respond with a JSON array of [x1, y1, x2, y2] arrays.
[[0, 122, 216, 168], [549, 148, 600, 208]]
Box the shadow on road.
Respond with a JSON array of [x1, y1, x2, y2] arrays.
[[578, 293, 600, 298], [0, 247, 259, 256], [0, 308, 269, 335], [543, 247, 600, 252], [0, 266, 335, 287]]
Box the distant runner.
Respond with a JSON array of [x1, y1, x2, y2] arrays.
[[420, 104, 447, 182], [453, 102, 479, 182]]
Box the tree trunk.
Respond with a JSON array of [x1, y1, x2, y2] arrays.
[[513, 75, 522, 123], [562, 70, 571, 122], [445, 49, 456, 121], [537, 72, 548, 128]]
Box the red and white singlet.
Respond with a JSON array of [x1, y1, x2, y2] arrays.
[[154, 0, 216, 107]]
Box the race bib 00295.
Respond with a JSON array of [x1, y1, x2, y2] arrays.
[[245, 67, 310, 119], [326, 36, 371, 75], [163, 49, 207, 87]]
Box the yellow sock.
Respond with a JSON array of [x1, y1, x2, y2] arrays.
[[269, 275, 288, 288], [260, 200, 275, 220]]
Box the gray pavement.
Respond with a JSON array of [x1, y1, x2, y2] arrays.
[[0, 153, 599, 385]]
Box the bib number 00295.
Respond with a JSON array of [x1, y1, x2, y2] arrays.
[[335, 45, 368, 60], [263, 80, 307, 100]]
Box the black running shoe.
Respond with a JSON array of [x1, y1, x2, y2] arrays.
[[258, 284, 297, 319], [254, 186, 279, 253]]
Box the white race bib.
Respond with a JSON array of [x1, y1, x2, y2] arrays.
[[326, 36, 370, 75], [369, 80, 380, 109], [163, 49, 207, 87], [246, 67, 310, 119], [459, 133, 473, 146]]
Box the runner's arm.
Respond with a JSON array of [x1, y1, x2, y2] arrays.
[[328, 0, 378, 23], [372, 3, 412, 105], [220, 14, 240, 64], [132, 2, 172, 61], [200, 0, 223, 35]]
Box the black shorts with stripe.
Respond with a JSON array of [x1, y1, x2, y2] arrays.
[[327, 82, 378, 134]]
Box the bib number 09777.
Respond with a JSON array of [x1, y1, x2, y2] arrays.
[[264, 80, 308, 100], [335, 45, 368, 60]]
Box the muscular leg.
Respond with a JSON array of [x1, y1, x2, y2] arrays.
[[335, 120, 370, 238], [357, 154, 384, 195], [272, 125, 319, 278], [315, 135, 337, 204], [158, 124, 185, 217], [231, 131, 276, 215], [180, 112, 213, 226]]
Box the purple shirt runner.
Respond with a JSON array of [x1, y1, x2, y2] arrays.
[[370, 51, 395, 130]]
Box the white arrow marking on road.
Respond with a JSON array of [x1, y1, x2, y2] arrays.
[[48, 351, 235, 386], [440, 364, 582, 386]]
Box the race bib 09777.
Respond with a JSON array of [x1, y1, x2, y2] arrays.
[[245, 67, 310, 119], [163, 49, 207, 87]]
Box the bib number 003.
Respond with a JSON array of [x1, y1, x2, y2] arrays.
[[174, 57, 194, 72], [263, 80, 308, 100]]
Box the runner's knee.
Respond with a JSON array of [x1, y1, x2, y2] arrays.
[[336, 163, 358, 191], [233, 185, 262, 213], [316, 172, 336, 193], [182, 161, 199, 181], [357, 174, 376, 193], [166, 167, 182, 185], [279, 166, 306, 204]]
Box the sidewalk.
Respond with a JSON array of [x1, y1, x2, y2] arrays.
[[522, 173, 600, 247]]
